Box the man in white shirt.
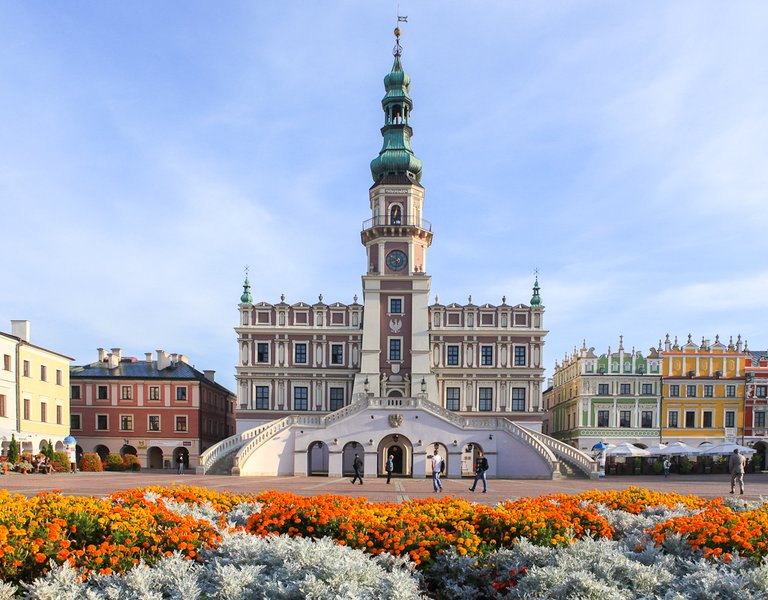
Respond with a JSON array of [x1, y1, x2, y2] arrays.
[[431, 452, 443, 493]]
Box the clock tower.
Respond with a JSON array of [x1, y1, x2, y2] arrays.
[[357, 27, 434, 398]]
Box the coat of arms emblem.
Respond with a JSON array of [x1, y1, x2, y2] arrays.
[[388, 414, 404, 428]]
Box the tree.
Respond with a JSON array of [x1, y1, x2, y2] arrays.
[[41, 439, 54, 460], [7, 435, 19, 464]]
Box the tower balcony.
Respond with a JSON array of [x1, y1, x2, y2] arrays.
[[361, 215, 433, 244]]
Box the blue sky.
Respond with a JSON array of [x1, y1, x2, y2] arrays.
[[2, 2, 767, 393]]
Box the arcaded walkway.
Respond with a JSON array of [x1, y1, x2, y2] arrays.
[[3, 470, 767, 503]]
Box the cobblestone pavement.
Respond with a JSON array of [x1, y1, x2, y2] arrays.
[[2, 470, 767, 503]]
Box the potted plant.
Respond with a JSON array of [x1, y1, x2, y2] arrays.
[[679, 457, 693, 474], [16, 460, 33, 474], [0, 461, 12, 475]]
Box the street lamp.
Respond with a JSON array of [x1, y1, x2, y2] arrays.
[[420, 378, 426, 393], [364, 377, 369, 393]]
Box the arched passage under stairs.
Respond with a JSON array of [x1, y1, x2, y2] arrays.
[[425, 441, 449, 478], [377, 434, 413, 477], [342, 441, 364, 477], [462, 442, 485, 477], [307, 441, 329, 476]]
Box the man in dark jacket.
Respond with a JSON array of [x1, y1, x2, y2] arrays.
[[351, 453, 364, 485], [469, 451, 489, 493]]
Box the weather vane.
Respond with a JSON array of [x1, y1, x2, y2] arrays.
[[394, 11, 407, 57], [534, 267, 539, 278], [244, 265, 250, 277]]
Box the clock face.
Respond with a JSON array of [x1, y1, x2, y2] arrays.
[[386, 250, 407, 271]]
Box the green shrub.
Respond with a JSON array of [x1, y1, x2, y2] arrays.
[[122, 453, 141, 471], [80, 452, 103, 472], [105, 453, 125, 471], [51, 451, 69, 473]]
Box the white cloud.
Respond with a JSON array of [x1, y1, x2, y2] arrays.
[[2, 1, 768, 391]]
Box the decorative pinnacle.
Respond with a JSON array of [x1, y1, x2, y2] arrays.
[[240, 267, 253, 305], [393, 27, 402, 56]]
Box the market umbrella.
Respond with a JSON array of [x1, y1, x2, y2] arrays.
[[606, 442, 650, 457], [592, 441, 611, 451], [644, 444, 668, 456], [701, 442, 756, 456], [659, 441, 701, 456]]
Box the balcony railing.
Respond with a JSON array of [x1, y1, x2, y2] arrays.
[[361, 215, 432, 232]]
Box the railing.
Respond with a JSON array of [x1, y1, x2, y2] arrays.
[[361, 216, 432, 231], [233, 416, 298, 473], [497, 420, 559, 475], [522, 426, 600, 479], [199, 423, 271, 471], [322, 393, 371, 426]]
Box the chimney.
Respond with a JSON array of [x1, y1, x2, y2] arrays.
[[111, 347, 122, 361], [145, 352, 153, 363], [178, 354, 189, 364], [98, 348, 108, 362], [203, 369, 215, 382], [11, 320, 30, 342], [156, 350, 170, 370], [107, 351, 120, 369]]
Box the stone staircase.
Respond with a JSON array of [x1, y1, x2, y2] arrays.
[[205, 448, 238, 475]]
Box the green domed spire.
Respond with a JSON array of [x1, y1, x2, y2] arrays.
[[370, 27, 423, 185], [530, 275, 542, 307], [240, 274, 252, 305]]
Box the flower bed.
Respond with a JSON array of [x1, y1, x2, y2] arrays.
[[1, 486, 768, 598]]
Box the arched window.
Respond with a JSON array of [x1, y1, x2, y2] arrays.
[[390, 204, 402, 225]]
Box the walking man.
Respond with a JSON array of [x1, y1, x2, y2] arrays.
[[469, 451, 489, 493], [663, 458, 671, 478], [729, 448, 746, 495], [431, 451, 443, 493], [177, 453, 185, 475], [385, 454, 394, 484], [351, 453, 364, 485]]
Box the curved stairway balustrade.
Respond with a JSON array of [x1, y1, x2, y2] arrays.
[[521, 427, 600, 479], [217, 395, 573, 479], [232, 413, 340, 474], [492, 419, 559, 478], [199, 425, 267, 473]]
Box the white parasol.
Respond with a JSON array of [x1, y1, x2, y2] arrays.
[[606, 442, 651, 457], [701, 442, 756, 456], [658, 441, 701, 456]]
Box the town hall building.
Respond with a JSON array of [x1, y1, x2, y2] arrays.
[[202, 28, 598, 480]]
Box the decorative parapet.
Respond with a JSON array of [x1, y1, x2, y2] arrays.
[[576, 428, 660, 438]]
